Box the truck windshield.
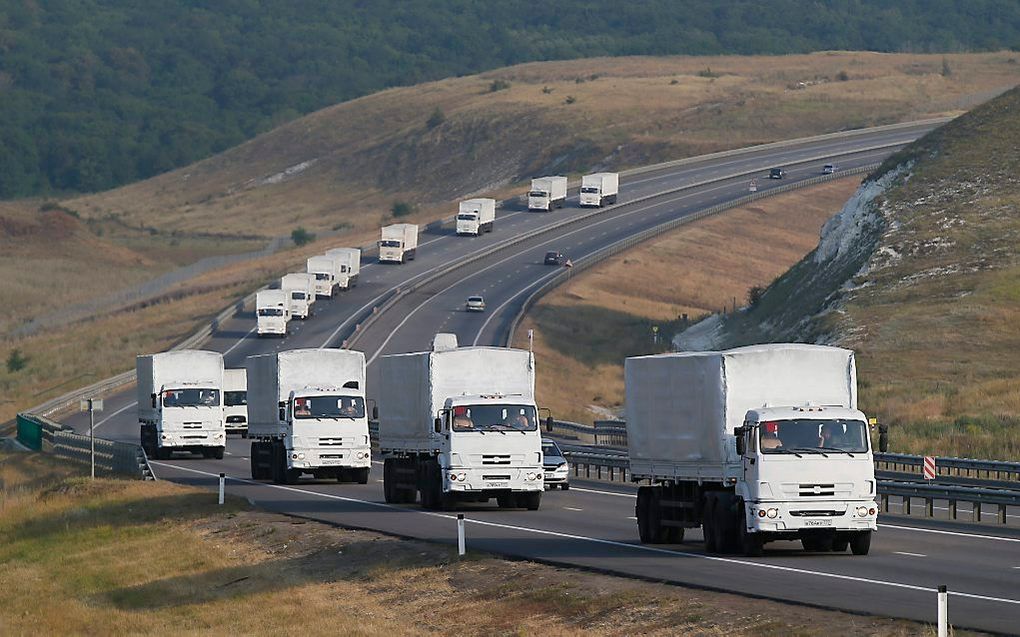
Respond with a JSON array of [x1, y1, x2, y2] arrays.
[[451, 404, 538, 432], [528, 191, 548, 198], [759, 418, 869, 454], [457, 213, 478, 220], [258, 308, 284, 316], [314, 272, 330, 280], [224, 391, 247, 407], [163, 388, 220, 407], [294, 395, 365, 419], [380, 240, 401, 248], [580, 187, 599, 193], [291, 291, 306, 300]]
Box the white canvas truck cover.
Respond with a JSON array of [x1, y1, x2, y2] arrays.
[[532, 176, 567, 197], [325, 248, 361, 277], [379, 345, 535, 448], [625, 344, 856, 466], [246, 348, 367, 438], [137, 350, 224, 422], [458, 198, 496, 221], [307, 255, 336, 277], [281, 272, 314, 295], [224, 367, 246, 392]]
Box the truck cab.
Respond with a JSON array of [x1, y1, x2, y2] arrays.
[[256, 290, 290, 337], [275, 387, 372, 483], [148, 384, 225, 459], [223, 368, 248, 437]]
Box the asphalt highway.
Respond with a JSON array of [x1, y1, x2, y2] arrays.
[[55, 120, 1020, 633]]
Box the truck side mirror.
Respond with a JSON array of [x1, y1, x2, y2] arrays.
[[734, 426, 746, 456], [372, 405, 379, 420], [151, 393, 157, 408], [545, 416, 554, 432], [878, 424, 889, 453], [434, 417, 442, 433]]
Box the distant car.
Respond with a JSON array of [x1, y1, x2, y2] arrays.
[[822, 163, 836, 174], [466, 295, 486, 312], [768, 167, 785, 179], [544, 251, 564, 265], [542, 438, 570, 490]]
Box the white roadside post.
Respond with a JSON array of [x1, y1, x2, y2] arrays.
[[80, 398, 104, 480], [218, 473, 226, 505], [457, 513, 466, 557], [937, 585, 948, 637]]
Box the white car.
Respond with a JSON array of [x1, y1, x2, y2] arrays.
[[822, 163, 836, 174], [542, 439, 570, 490], [466, 295, 486, 312]]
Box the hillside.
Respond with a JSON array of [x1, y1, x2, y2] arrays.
[[65, 52, 1019, 241], [682, 85, 1020, 458], [4, 1, 1020, 198]]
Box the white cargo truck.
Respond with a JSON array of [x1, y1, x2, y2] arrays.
[[256, 289, 289, 337], [325, 248, 361, 289], [378, 223, 418, 263], [456, 198, 496, 235], [528, 176, 568, 211], [280, 272, 315, 319], [306, 255, 338, 298], [224, 367, 248, 437], [137, 350, 226, 460], [247, 349, 372, 485], [379, 334, 545, 511], [626, 344, 883, 557], [579, 172, 619, 207]]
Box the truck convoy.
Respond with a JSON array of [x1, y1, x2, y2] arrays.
[[137, 350, 226, 460], [379, 223, 419, 263], [456, 198, 496, 236], [306, 255, 338, 298], [280, 273, 315, 319], [528, 176, 568, 211], [378, 334, 544, 511], [247, 348, 372, 484], [579, 172, 619, 207], [325, 248, 361, 289], [626, 344, 880, 557], [223, 367, 248, 437], [256, 289, 290, 337]]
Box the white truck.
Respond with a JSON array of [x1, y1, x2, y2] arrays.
[[379, 223, 418, 263], [256, 289, 289, 337], [456, 198, 496, 235], [325, 248, 361, 289], [247, 348, 372, 485], [306, 255, 338, 298], [280, 272, 315, 319], [579, 172, 619, 207], [137, 350, 226, 460], [224, 367, 248, 437], [528, 176, 568, 211], [379, 333, 545, 511], [626, 344, 883, 557]]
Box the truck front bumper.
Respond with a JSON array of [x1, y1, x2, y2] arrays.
[[443, 466, 544, 493], [158, 430, 226, 448], [287, 446, 372, 470], [747, 500, 879, 533]]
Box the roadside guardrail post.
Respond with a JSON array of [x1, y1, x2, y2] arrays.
[[457, 513, 465, 557], [948, 499, 957, 520], [937, 584, 948, 637], [218, 473, 225, 505], [998, 504, 1006, 525], [925, 497, 934, 517], [974, 502, 982, 522]]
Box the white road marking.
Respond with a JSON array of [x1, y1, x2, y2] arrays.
[[223, 325, 258, 356], [563, 506, 584, 512], [893, 551, 927, 558], [150, 462, 1020, 608], [92, 401, 136, 430]]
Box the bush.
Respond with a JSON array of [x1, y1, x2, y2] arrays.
[[747, 285, 765, 307], [836, 70, 850, 81], [489, 79, 511, 92], [291, 226, 315, 246], [564, 95, 576, 105], [541, 86, 554, 94], [7, 349, 28, 373], [941, 57, 952, 77], [697, 67, 720, 78], [391, 200, 413, 217], [426, 107, 445, 129]]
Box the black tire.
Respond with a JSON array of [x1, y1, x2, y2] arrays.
[[241, 431, 248, 439], [250, 448, 261, 480], [523, 491, 542, 511], [213, 447, 224, 460], [849, 531, 872, 556], [355, 467, 370, 485], [561, 483, 569, 491], [665, 525, 685, 544], [271, 441, 284, 484], [636, 487, 653, 543], [383, 459, 396, 503], [420, 462, 440, 510], [737, 500, 764, 557], [714, 493, 739, 553], [703, 495, 718, 553]]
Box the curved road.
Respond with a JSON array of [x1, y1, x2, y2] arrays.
[[55, 120, 1020, 633]]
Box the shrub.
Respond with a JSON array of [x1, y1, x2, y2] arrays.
[[942, 57, 952, 77], [747, 285, 765, 307], [836, 70, 850, 81], [541, 86, 554, 94], [7, 349, 28, 373], [564, 95, 576, 105], [291, 226, 315, 246], [426, 107, 445, 129], [697, 67, 720, 78], [391, 201, 413, 218], [489, 79, 511, 92]]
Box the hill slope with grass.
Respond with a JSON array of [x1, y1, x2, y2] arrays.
[[682, 85, 1020, 458]]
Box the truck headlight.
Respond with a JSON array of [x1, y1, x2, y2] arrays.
[[766, 508, 779, 519], [526, 472, 538, 481], [856, 506, 869, 517]]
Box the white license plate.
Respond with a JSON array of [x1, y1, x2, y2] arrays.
[[486, 481, 508, 488], [318, 458, 344, 466], [804, 519, 833, 526]]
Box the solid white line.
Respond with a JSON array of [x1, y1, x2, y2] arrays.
[[565, 486, 634, 498], [893, 551, 927, 558], [92, 401, 136, 430], [563, 506, 584, 512], [151, 462, 1020, 608], [222, 325, 257, 356], [880, 523, 1020, 544]]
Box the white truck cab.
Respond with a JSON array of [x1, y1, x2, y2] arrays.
[[256, 289, 289, 337]]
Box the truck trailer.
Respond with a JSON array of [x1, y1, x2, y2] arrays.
[[224, 367, 248, 437], [280, 272, 315, 319], [137, 350, 226, 460], [626, 344, 881, 557], [247, 348, 372, 484], [456, 198, 496, 235], [306, 255, 338, 298], [256, 289, 289, 337], [378, 334, 544, 511], [528, 176, 568, 211], [325, 248, 361, 289], [379, 224, 418, 263], [579, 172, 619, 207]]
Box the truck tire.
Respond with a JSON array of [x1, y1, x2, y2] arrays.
[[667, 526, 685, 544], [383, 459, 396, 503], [702, 494, 718, 553], [420, 461, 442, 510], [213, 447, 224, 460], [522, 491, 541, 511], [849, 531, 872, 556], [737, 499, 764, 557], [156, 446, 172, 461], [561, 483, 570, 491], [714, 493, 739, 553], [636, 487, 653, 543], [354, 467, 370, 485]]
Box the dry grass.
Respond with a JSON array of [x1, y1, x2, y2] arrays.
[[0, 450, 960, 636], [517, 179, 861, 424]]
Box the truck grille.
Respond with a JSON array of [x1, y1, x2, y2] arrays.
[[790, 510, 845, 517], [482, 455, 511, 465], [318, 438, 345, 446], [799, 484, 835, 497], [226, 416, 246, 424], [183, 423, 203, 429], [320, 454, 344, 459], [483, 474, 511, 481]]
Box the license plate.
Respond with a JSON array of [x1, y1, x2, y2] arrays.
[[486, 481, 508, 488], [804, 519, 833, 526], [318, 458, 343, 466]]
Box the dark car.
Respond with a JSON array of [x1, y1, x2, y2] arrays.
[[768, 167, 785, 179], [544, 251, 564, 265], [542, 438, 570, 490]]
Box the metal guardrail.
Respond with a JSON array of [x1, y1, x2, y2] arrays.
[[15, 412, 154, 480], [874, 453, 1020, 481]]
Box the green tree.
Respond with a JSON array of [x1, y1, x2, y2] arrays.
[[7, 349, 29, 373], [391, 200, 413, 217], [291, 227, 316, 246]]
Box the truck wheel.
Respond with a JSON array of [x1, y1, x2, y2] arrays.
[[355, 467, 370, 485], [667, 526, 685, 544], [636, 487, 652, 543], [271, 442, 284, 484], [561, 483, 570, 491], [250, 449, 261, 480], [849, 531, 872, 556], [523, 491, 541, 511], [737, 500, 763, 557], [383, 459, 396, 503], [714, 493, 739, 553], [702, 495, 718, 553]]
